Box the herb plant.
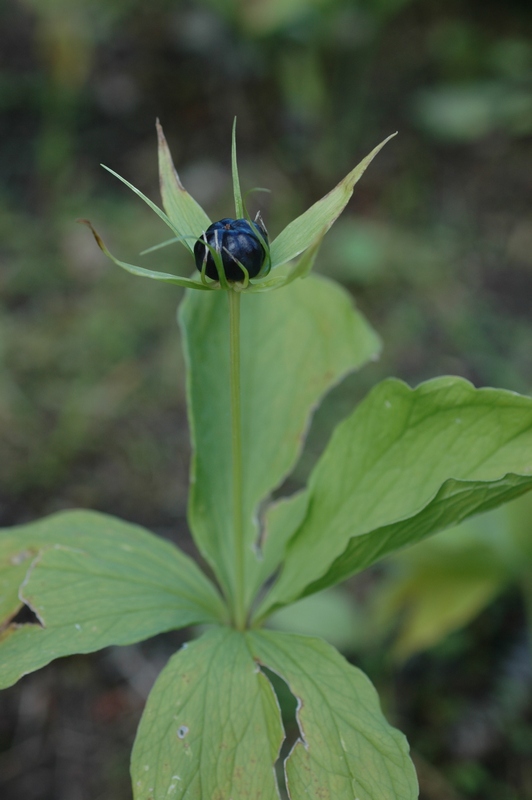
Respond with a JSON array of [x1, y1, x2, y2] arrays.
[[2, 120, 532, 800]]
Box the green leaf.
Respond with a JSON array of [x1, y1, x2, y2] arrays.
[[0, 535, 35, 624], [253, 490, 309, 596], [269, 134, 396, 269], [256, 377, 532, 618], [374, 493, 532, 660], [140, 236, 181, 255], [131, 627, 283, 800], [374, 514, 510, 660], [78, 220, 212, 290], [249, 630, 418, 800], [101, 164, 180, 237], [231, 117, 244, 219], [248, 232, 326, 293], [179, 274, 380, 602], [156, 120, 212, 253], [0, 510, 226, 688]]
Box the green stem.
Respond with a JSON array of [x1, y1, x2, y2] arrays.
[[228, 288, 246, 630]]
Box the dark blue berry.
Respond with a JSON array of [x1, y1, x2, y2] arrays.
[[194, 218, 268, 282]]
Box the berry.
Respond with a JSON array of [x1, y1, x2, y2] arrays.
[[194, 218, 268, 282]]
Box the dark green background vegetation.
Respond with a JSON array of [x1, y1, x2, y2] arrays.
[[1, 0, 532, 798]]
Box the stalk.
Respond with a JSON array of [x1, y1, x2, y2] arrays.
[[228, 288, 246, 630]]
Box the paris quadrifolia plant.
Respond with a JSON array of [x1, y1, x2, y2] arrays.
[[3, 118, 532, 800]]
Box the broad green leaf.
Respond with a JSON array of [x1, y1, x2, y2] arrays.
[[131, 627, 283, 800], [0, 510, 226, 688], [374, 494, 532, 660], [269, 134, 396, 269], [78, 220, 211, 290], [249, 630, 418, 800], [374, 515, 510, 660], [156, 120, 212, 252], [256, 377, 532, 618], [179, 274, 380, 602]]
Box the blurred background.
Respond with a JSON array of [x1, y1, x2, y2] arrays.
[[1, 0, 532, 797]]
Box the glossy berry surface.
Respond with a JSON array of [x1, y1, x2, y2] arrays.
[[194, 218, 268, 282]]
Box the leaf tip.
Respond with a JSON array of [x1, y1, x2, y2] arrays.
[[375, 131, 398, 155], [77, 218, 104, 251], [155, 116, 164, 143], [157, 118, 186, 194]]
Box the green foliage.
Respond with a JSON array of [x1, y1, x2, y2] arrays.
[[179, 273, 380, 605], [157, 120, 212, 253], [85, 121, 393, 294], [371, 492, 532, 660], [3, 122, 532, 799], [0, 511, 225, 689], [255, 377, 532, 618], [268, 134, 396, 269], [131, 628, 284, 800], [250, 631, 418, 800]]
